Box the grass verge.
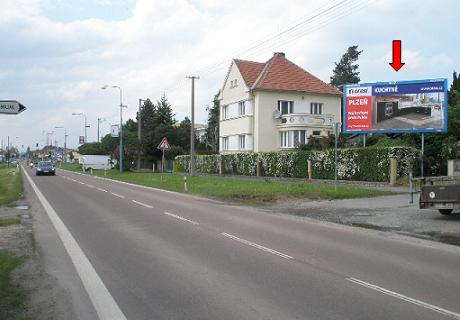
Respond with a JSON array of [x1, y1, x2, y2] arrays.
[[0, 217, 21, 227], [60, 163, 393, 205], [0, 250, 26, 320], [0, 167, 23, 205]]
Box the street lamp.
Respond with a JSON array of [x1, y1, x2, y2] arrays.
[[55, 126, 67, 163], [101, 85, 127, 173], [72, 112, 89, 144]]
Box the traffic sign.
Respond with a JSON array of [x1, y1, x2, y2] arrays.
[[79, 136, 85, 144], [0, 100, 27, 114], [111, 125, 119, 138], [157, 137, 170, 150]]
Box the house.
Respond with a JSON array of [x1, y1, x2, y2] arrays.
[[218, 52, 341, 153], [194, 124, 207, 143]]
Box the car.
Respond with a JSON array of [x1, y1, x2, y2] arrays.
[[36, 161, 56, 176]]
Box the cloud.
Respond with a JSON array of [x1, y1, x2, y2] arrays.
[[0, 0, 459, 149]]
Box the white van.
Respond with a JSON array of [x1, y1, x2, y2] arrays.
[[79, 155, 114, 170]]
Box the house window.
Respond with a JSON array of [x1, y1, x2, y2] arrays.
[[222, 137, 229, 150], [230, 80, 234, 88], [222, 105, 229, 120], [312, 130, 321, 136], [310, 103, 323, 115], [278, 100, 294, 115], [234, 79, 238, 87], [280, 130, 306, 148], [238, 101, 246, 116], [239, 135, 245, 150]]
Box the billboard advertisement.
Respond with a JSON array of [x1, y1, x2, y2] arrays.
[[343, 79, 448, 133]]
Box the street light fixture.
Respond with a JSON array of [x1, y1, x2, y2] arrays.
[[55, 126, 68, 163], [72, 112, 89, 144], [101, 85, 127, 173]]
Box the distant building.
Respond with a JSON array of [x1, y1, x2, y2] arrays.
[[194, 124, 207, 143], [219, 52, 341, 153]]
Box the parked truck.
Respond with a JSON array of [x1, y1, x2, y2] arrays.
[[419, 176, 460, 215], [79, 155, 114, 171]]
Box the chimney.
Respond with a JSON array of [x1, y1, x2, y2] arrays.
[[274, 52, 285, 58]]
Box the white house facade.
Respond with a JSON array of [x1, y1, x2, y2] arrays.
[[219, 52, 342, 153]]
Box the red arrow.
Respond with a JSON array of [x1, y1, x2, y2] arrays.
[[389, 40, 405, 71]]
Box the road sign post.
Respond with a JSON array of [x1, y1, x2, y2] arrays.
[[0, 101, 27, 115], [157, 137, 171, 181]]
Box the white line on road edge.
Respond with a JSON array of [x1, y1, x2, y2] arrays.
[[131, 200, 153, 209], [86, 184, 95, 188], [111, 193, 125, 199], [97, 188, 108, 193], [22, 168, 127, 320], [163, 212, 199, 225], [347, 277, 460, 319], [78, 181, 85, 185], [221, 232, 293, 260]]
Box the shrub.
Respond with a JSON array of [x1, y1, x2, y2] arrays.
[[175, 146, 417, 182]]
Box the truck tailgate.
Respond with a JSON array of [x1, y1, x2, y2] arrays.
[[420, 185, 460, 203]]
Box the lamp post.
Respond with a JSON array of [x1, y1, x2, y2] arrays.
[[102, 85, 126, 173], [137, 99, 147, 171], [55, 126, 67, 163], [72, 112, 89, 144], [186, 76, 199, 176]]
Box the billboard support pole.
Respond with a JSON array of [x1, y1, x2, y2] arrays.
[[334, 122, 340, 192], [421, 133, 425, 178], [363, 134, 366, 147]]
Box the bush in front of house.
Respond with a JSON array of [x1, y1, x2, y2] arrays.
[[175, 146, 418, 182]]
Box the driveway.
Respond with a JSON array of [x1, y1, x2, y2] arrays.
[[267, 194, 460, 245]]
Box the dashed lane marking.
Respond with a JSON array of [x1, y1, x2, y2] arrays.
[[221, 232, 293, 260]]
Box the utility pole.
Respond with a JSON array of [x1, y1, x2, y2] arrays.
[[7, 136, 10, 168], [187, 76, 199, 176], [97, 118, 101, 142]]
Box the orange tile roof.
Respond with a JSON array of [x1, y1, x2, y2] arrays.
[[234, 59, 265, 88], [234, 52, 341, 95]]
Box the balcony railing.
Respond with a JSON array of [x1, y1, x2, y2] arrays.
[[277, 113, 335, 126]]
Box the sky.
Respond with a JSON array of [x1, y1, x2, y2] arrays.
[[1, 0, 459, 150]]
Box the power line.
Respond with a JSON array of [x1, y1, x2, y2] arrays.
[[161, 0, 377, 97]]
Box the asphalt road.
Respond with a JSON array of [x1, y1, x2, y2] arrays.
[[24, 168, 460, 320]]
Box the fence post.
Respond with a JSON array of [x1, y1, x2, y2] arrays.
[[390, 157, 397, 186], [307, 160, 312, 180], [218, 157, 223, 175], [256, 161, 261, 177]]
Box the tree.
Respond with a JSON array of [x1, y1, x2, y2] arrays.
[[449, 70, 460, 106], [78, 142, 106, 155], [156, 94, 176, 126], [330, 45, 363, 89], [206, 91, 220, 152]]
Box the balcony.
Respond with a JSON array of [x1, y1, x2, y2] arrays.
[[276, 113, 335, 127]]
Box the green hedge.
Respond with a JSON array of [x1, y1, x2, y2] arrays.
[[175, 147, 418, 182]]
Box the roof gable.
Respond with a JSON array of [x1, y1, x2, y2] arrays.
[[234, 52, 341, 96]]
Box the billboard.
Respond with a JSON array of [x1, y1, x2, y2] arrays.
[[343, 79, 448, 133]]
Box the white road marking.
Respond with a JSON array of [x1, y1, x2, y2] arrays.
[[131, 200, 153, 209], [78, 181, 85, 185], [111, 193, 125, 199], [97, 188, 108, 193], [221, 233, 293, 260], [86, 184, 95, 188], [163, 212, 199, 225], [22, 168, 127, 320], [347, 277, 460, 319]]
